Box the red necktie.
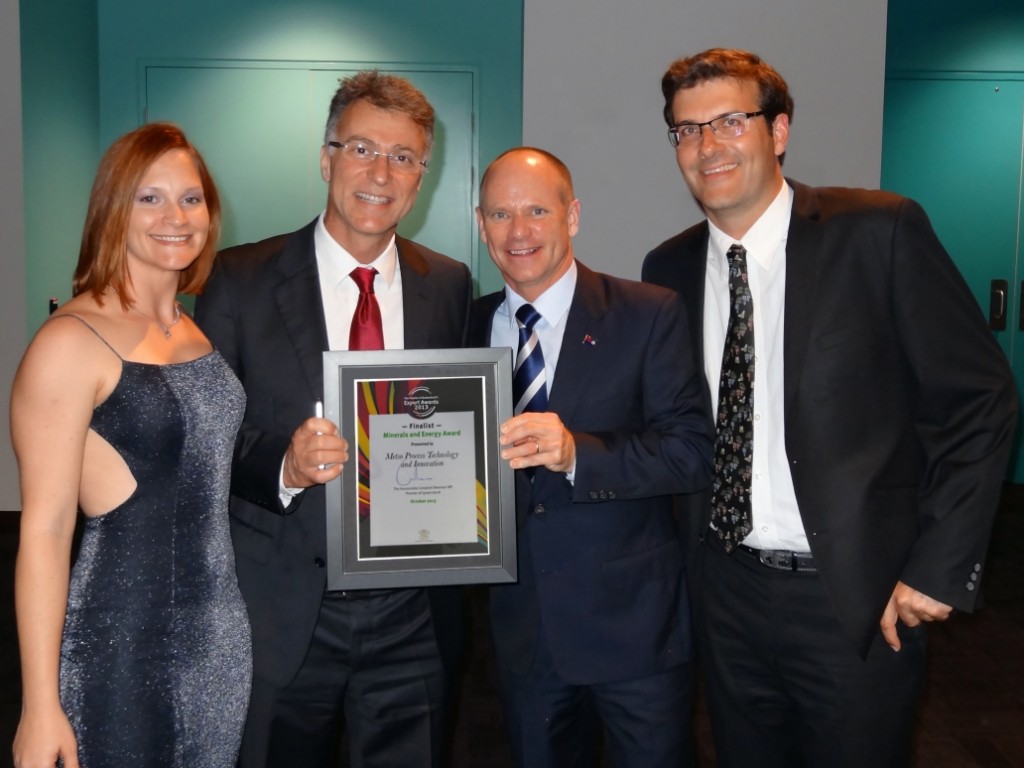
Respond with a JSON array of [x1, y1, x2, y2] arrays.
[[348, 267, 384, 350]]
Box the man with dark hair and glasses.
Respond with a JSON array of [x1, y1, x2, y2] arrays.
[[643, 48, 1017, 767], [195, 70, 471, 768]]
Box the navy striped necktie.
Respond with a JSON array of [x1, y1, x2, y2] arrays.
[[513, 304, 548, 414]]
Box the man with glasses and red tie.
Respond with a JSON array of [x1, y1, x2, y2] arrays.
[[195, 70, 471, 768], [643, 48, 1017, 767], [470, 147, 713, 768]]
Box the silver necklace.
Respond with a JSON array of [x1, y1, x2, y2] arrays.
[[133, 302, 182, 339]]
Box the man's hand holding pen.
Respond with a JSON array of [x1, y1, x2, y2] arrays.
[[282, 401, 348, 488]]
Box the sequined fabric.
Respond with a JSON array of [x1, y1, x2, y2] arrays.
[[59, 352, 251, 767]]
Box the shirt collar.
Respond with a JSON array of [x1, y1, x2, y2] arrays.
[[707, 182, 792, 274], [498, 260, 578, 328], [314, 211, 398, 288]]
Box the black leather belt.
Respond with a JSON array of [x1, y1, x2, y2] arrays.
[[736, 543, 817, 573], [326, 588, 398, 600]]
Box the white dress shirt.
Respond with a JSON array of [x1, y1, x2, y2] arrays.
[[490, 261, 577, 389], [314, 212, 404, 350], [705, 183, 809, 552], [280, 212, 407, 502], [491, 261, 578, 479]]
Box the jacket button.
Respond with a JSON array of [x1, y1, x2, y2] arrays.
[[589, 491, 598, 500], [534, 504, 546, 515], [314, 557, 326, 568], [599, 490, 608, 499], [608, 491, 616, 499], [966, 582, 975, 591]]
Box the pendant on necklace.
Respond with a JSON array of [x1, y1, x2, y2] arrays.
[[135, 302, 182, 339]]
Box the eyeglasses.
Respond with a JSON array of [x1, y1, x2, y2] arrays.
[[327, 140, 429, 173], [667, 111, 767, 148]]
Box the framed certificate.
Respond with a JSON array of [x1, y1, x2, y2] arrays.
[[323, 347, 516, 589]]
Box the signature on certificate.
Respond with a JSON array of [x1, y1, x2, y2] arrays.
[[396, 462, 432, 487]]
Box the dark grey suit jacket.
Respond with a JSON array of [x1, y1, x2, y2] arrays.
[[195, 218, 471, 684], [643, 179, 1018, 658]]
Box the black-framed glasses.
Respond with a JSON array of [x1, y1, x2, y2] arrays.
[[327, 140, 429, 173], [667, 111, 767, 148]]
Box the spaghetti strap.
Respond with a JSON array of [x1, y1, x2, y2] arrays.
[[51, 313, 125, 361]]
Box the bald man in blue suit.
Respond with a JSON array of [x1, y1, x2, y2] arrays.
[[471, 147, 713, 768]]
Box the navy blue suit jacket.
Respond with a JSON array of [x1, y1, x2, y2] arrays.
[[470, 261, 713, 684], [194, 219, 471, 685], [643, 180, 1018, 658]]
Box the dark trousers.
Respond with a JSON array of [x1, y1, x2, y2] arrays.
[[699, 536, 926, 768], [239, 588, 446, 768], [496, 632, 694, 768]]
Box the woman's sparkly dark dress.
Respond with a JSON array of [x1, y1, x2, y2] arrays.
[[58, 321, 251, 768]]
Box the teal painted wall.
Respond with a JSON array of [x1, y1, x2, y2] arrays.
[[883, 0, 1024, 480], [21, 0, 523, 333], [20, 0, 100, 333], [886, 0, 1024, 73]]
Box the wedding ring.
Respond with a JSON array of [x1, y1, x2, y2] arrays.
[[535, 439, 541, 454]]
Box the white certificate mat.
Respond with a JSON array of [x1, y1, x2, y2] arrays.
[[368, 411, 478, 546]]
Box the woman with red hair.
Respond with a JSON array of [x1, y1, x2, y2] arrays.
[[11, 123, 250, 768]]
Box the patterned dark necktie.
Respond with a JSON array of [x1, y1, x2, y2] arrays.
[[711, 244, 755, 551], [513, 304, 548, 414], [349, 267, 384, 350]]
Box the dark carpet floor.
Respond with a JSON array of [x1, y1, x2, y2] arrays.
[[1, 487, 1022, 766]]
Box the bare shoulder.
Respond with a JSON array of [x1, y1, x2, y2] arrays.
[[12, 298, 123, 523], [15, 298, 123, 407], [32, 306, 116, 361]]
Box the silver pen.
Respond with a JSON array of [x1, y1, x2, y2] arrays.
[[315, 401, 326, 470]]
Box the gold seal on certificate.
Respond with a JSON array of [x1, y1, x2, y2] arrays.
[[322, 348, 516, 590]]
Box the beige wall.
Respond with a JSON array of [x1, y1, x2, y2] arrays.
[[522, 0, 889, 278]]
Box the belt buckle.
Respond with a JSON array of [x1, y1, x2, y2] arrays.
[[761, 550, 794, 571]]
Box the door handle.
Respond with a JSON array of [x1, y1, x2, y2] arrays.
[[990, 279, 1007, 330], [1020, 281, 1024, 332]]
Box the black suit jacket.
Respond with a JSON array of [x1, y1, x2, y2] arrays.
[[194, 218, 471, 684], [643, 180, 1018, 658], [469, 262, 713, 684]]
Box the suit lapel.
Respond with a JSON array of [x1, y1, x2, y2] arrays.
[[782, 180, 825, 418], [469, 290, 504, 348], [677, 224, 710, 366], [397, 236, 436, 350], [472, 265, 603, 424], [546, 263, 606, 423], [272, 220, 329, 396]]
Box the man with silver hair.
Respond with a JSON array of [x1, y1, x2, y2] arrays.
[[197, 70, 471, 768]]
